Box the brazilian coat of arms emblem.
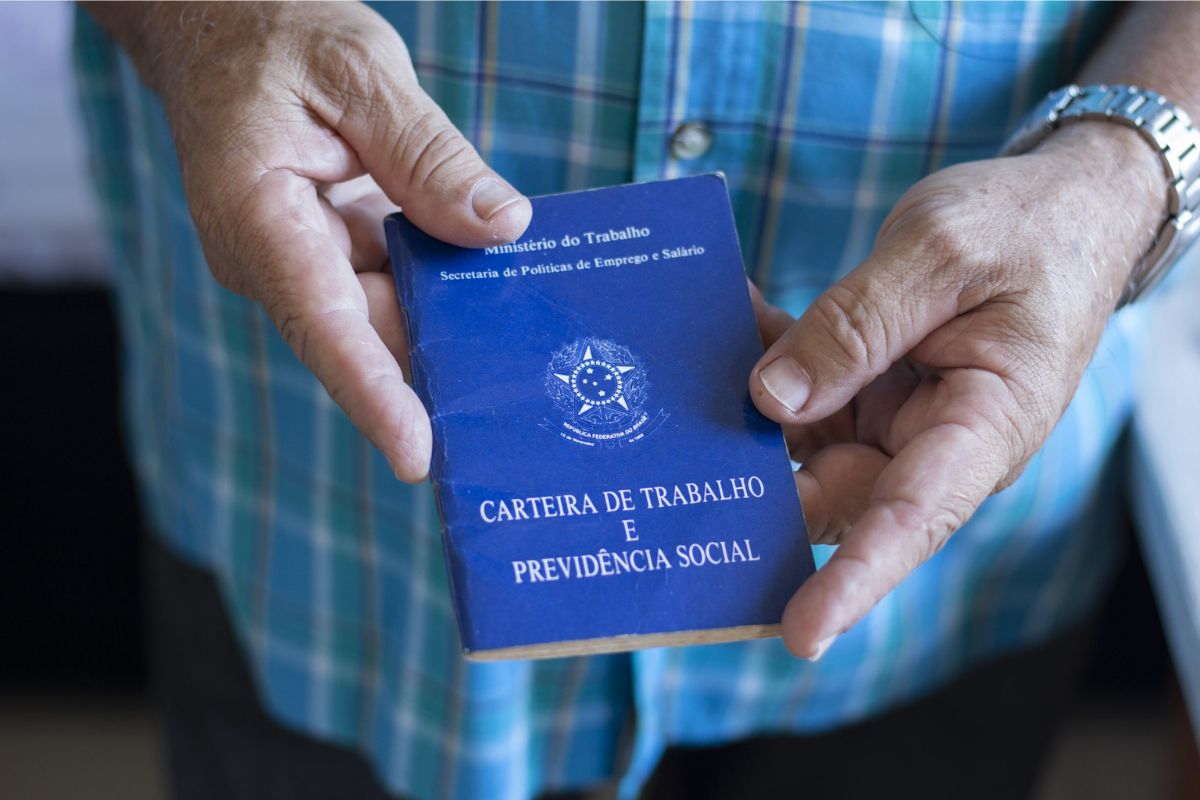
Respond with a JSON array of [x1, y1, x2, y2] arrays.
[[543, 337, 667, 447]]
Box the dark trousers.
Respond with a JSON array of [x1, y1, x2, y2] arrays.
[[148, 538, 1091, 800]]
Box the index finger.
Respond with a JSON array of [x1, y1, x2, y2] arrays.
[[240, 169, 432, 481], [780, 371, 1014, 659]]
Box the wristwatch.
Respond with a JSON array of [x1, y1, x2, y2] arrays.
[[1002, 84, 1200, 306]]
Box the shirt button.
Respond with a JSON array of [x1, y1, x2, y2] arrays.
[[669, 121, 713, 160]]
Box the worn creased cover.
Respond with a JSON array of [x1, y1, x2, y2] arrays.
[[385, 175, 814, 660]]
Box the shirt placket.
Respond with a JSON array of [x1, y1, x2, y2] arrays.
[[620, 5, 796, 799], [632, 1, 795, 277]]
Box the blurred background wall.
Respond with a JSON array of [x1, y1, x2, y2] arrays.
[[0, 0, 149, 714], [0, 4, 161, 796], [0, 2, 107, 284]]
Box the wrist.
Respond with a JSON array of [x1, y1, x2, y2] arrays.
[[83, 3, 182, 94], [85, 3, 280, 110], [1030, 121, 1168, 302]]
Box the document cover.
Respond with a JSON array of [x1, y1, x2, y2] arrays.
[[386, 175, 814, 660]]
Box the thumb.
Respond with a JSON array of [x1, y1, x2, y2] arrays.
[[305, 23, 531, 247], [749, 246, 959, 424]]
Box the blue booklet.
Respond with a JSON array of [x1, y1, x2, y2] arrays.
[[386, 175, 814, 660]]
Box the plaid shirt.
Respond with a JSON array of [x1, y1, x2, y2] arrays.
[[77, 2, 1141, 797]]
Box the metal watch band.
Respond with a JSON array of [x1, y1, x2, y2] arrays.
[[1002, 84, 1200, 306]]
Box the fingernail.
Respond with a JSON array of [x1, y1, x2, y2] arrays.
[[807, 634, 836, 662], [759, 357, 810, 413], [470, 178, 521, 221]]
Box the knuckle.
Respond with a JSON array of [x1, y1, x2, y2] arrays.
[[914, 204, 973, 267], [325, 371, 353, 409], [809, 283, 891, 374], [831, 551, 879, 596], [882, 184, 990, 300], [958, 358, 1055, 446], [948, 386, 1045, 494], [278, 312, 308, 361], [884, 494, 966, 569], [394, 110, 478, 193], [262, 287, 311, 361], [316, 40, 383, 124], [303, 22, 414, 127], [981, 409, 1027, 477]]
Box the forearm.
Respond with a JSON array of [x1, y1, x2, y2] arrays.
[[83, 2, 281, 116], [1078, 2, 1200, 118], [82, 2, 184, 94]]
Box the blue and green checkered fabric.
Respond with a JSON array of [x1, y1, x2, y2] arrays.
[[75, 3, 1143, 798]]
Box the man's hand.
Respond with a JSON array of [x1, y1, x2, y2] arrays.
[[88, 2, 531, 481], [749, 123, 1165, 660]]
